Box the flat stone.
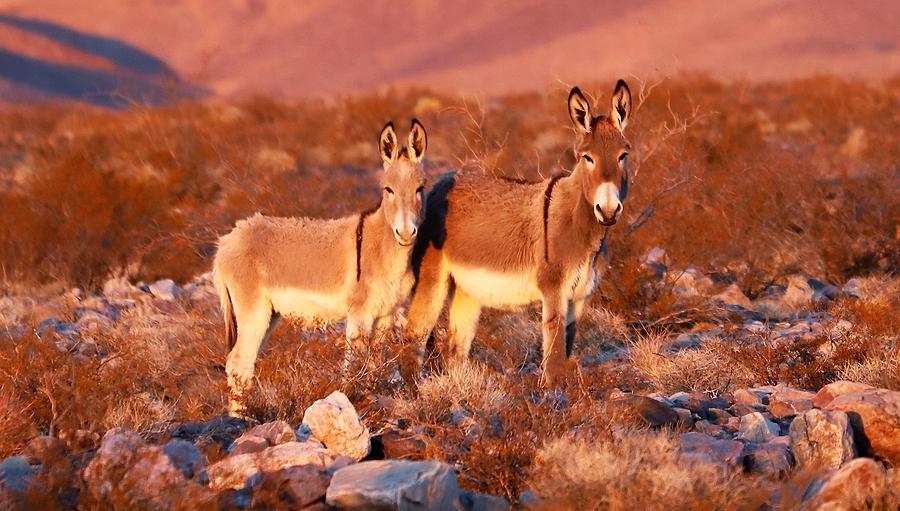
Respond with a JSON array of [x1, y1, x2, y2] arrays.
[[207, 441, 339, 490], [244, 420, 296, 446], [148, 279, 178, 301], [812, 380, 876, 408], [679, 432, 744, 466], [326, 460, 462, 511], [607, 394, 677, 428], [743, 440, 792, 475], [251, 464, 331, 509]]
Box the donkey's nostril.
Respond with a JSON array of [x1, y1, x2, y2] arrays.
[[595, 204, 602, 213], [411, 227, 418, 238], [615, 203, 622, 215]]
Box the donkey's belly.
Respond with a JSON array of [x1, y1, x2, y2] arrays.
[[269, 287, 347, 324], [450, 264, 541, 310]]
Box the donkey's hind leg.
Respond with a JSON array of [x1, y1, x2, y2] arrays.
[[225, 298, 276, 416]]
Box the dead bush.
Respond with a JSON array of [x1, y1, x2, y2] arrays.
[[527, 432, 768, 511]]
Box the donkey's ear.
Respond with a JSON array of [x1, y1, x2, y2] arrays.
[[408, 118, 427, 162], [609, 79, 632, 132], [568, 87, 592, 133], [379, 122, 399, 167]]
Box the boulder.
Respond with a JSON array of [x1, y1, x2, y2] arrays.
[[374, 429, 427, 460], [812, 381, 876, 408], [162, 439, 207, 481], [743, 439, 792, 475], [712, 283, 752, 308], [302, 391, 370, 460], [768, 386, 815, 419], [148, 279, 179, 301], [229, 435, 269, 456], [326, 460, 462, 511], [679, 432, 744, 466], [251, 464, 332, 510], [789, 409, 856, 469], [246, 420, 297, 446], [0, 456, 34, 493], [825, 388, 900, 464], [737, 412, 780, 442], [83, 428, 146, 501], [802, 458, 888, 510], [607, 394, 677, 428], [207, 441, 339, 490], [117, 446, 215, 509], [733, 388, 766, 406]]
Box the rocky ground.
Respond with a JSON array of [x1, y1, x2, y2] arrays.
[[0, 248, 897, 510]]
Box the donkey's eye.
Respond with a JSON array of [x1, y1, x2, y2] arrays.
[[582, 154, 594, 164], [384, 187, 394, 195]]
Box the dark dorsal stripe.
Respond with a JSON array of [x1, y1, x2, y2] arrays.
[[355, 202, 381, 281], [542, 173, 565, 262]]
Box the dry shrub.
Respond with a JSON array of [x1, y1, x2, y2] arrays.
[[839, 354, 900, 391], [527, 433, 768, 511], [628, 333, 755, 394], [395, 360, 508, 424], [242, 320, 404, 425], [0, 393, 36, 457]]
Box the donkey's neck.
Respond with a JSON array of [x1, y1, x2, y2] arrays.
[[554, 169, 605, 255]]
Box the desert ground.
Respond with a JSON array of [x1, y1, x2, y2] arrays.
[[0, 72, 897, 510]]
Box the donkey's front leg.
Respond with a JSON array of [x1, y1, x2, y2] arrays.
[[344, 313, 374, 373], [539, 290, 569, 387]]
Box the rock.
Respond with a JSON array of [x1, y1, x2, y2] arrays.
[[23, 435, 67, 465], [0, 456, 33, 509], [672, 407, 694, 428], [148, 279, 179, 300], [807, 277, 840, 302], [103, 277, 141, 298], [302, 391, 370, 460], [229, 435, 269, 456], [679, 432, 744, 466], [671, 268, 714, 297], [207, 441, 339, 490], [733, 388, 766, 406], [458, 490, 510, 511], [738, 412, 780, 442], [743, 440, 792, 475], [245, 420, 296, 446], [0, 456, 34, 492], [707, 407, 733, 424], [825, 388, 900, 464], [783, 274, 815, 307], [251, 464, 331, 509], [812, 380, 876, 408], [769, 386, 815, 419], [842, 278, 866, 299], [712, 283, 752, 308], [83, 428, 146, 500], [607, 394, 677, 428], [374, 429, 427, 460], [117, 446, 215, 509], [802, 458, 888, 510], [789, 409, 856, 469], [76, 310, 113, 332], [162, 439, 207, 481], [326, 460, 462, 511]]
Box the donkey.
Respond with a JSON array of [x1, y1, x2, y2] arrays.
[[406, 81, 632, 385], [214, 120, 428, 414]]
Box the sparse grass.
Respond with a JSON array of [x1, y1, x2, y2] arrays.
[[527, 433, 770, 511]]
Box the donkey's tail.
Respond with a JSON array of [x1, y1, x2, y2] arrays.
[[213, 267, 237, 353]]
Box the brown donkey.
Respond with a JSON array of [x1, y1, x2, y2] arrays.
[[406, 81, 632, 385], [214, 120, 428, 414]]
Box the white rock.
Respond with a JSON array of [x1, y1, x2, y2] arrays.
[[737, 412, 780, 442], [302, 391, 370, 460], [207, 441, 339, 490], [326, 460, 463, 511], [148, 279, 178, 301], [789, 409, 856, 469]]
